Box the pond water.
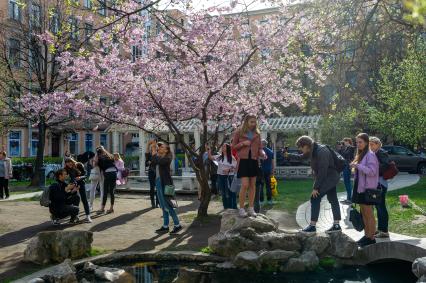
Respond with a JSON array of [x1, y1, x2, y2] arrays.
[[78, 260, 417, 283]]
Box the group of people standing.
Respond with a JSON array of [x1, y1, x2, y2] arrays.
[[296, 133, 391, 247], [48, 146, 126, 224]]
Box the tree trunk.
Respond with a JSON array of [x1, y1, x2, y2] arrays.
[[30, 122, 46, 187], [190, 152, 211, 217]]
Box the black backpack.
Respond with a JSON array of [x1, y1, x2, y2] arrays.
[[325, 145, 346, 173]]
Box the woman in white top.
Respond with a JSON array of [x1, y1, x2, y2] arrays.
[[209, 143, 237, 209], [88, 153, 104, 211]]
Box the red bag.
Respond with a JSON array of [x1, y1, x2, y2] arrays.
[[383, 161, 398, 180]]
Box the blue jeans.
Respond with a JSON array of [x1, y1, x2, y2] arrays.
[[217, 175, 236, 209], [342, 164, 352, 200], [375, 185, 389, 232], [155, 178, 180, 227]]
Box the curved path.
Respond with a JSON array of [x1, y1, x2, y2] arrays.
[[296, 173, 426, 263]]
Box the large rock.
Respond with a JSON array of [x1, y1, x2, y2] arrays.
[[413, 257, 426, 278], [258, 250, 299, 271], [208, 231, 258, 257], [220, 210, 278, 233], [327, 232, 357, 259], [14, 259, 77, 283], [281, 251, 319, 273], [233, 251, 260, 270], [24, 231, 93, 265], [173, 267, 212, 283], [304, 233, 331, 255]]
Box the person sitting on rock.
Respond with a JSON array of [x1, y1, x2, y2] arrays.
[[49, 169, 80, 225], [292, 136, 342, 233]]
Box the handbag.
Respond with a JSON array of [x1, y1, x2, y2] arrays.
[[365, 187, 382, 204], [349, 205, 364, 232], [164, 184, 176, 197], [230, 174, 241, 193], [383, 161, 398, 180]]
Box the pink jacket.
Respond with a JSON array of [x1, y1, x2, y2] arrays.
[[231, 129, 263, 160], [356, 150, 379, 193]]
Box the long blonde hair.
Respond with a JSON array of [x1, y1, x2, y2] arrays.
[[240, 114, 260, 135]]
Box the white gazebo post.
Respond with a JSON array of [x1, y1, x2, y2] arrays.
[[169, 133, 176, 174], [270, 132, 278, 169], [194, 128, 201, 153], [138, 130, 146, 176], [112, 130, 119, 153], [261, 131, 268, 141], [184, 133, 190, 170]]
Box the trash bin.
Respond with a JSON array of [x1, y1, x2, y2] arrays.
[[39, 166, 46, 187]]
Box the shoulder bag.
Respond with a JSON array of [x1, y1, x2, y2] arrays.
[[383, 161, 398, 180], [164, 184, 176, 197], [349, 204, 364, 232]]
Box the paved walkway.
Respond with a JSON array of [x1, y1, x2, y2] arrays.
[[296, 173, 426, 251], [0, 191, 42, 202]]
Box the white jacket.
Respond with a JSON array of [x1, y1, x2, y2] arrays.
[[2, 158, 13, 179]]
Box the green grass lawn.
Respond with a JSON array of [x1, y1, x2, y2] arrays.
[[387, 177, 426, 237], [272, 179, 345, 215]]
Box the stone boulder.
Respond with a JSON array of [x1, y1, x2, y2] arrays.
[[208, 231, 258, 257], [14, 259, 77, 283], [24, 231, 93, 265], [413, 257, 426, 279], [233, 251, 260, 270], [258, 250, 299, 271], [303, 233, 331, 255], [281, 251, 319, 273], [173, 268, 212, 283], [327, 232, 357, 259], [220, 210, 278, 233]]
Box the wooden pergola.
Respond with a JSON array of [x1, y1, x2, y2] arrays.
[[108, 115, 321, 175]]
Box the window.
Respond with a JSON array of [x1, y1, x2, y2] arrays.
[[155, 22, 161, 36], [345, 71, 357, 88], [30, 131, 39, 156], [8, 0, 21, 21], [393, 147, 408, 156], [98, 0, 106, 16], [8, 39, 20, 67], [31, 4, 41, 27], [84, 23, 93, 40], [344, 41, 356, 58], [100, 134, 108, 149], [8, 131, 21, 157], [144, 24, 151, 40], [85, 133, 93, 152], [132, 45, 143, 62], [68, 17, 79, 40], [84, 0, 92, 9], [100, 97, 108, 105], [69, 133, 79, 155], [50, 11, 60, 34]]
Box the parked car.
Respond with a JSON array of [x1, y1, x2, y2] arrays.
[[276, 148, 310, 167], [12, 163, 62, 181], [382, 145, 426, 175]]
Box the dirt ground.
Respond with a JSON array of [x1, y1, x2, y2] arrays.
[[0, 193, 298, 281]]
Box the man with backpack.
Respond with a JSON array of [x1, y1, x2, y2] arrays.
[[292, 136, 343, 233]]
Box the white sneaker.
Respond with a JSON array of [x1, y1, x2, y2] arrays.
[[85, 215, 92, 223], [239, 208, 248, 218], [247, 207, 257, 217]]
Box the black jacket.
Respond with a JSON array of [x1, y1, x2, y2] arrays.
[[49, 181, 72, 215], [340, 145, 355, 163], [291, 143, 340, 193], [66, 163, 86, 184], [376, 148, 390, 176], [151, 154, 173, 187], [98, 155, 116, 172]]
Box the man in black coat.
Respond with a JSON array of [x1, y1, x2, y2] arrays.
[[293, 136, 342, 233], [339, 138, 355, 205], [49, 169, 80, 225]]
